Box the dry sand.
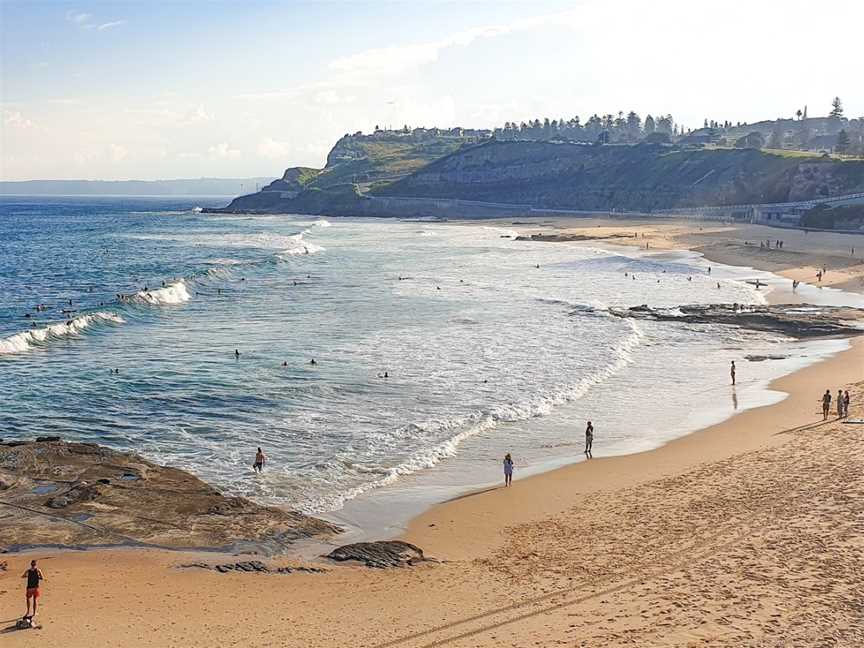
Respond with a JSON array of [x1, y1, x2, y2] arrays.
[[2, 220, 863, 647]]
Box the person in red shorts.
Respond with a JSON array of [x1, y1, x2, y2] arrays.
[[22, 559, 45, 618]]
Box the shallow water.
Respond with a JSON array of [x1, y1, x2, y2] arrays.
[[1, 197, 855, 521]]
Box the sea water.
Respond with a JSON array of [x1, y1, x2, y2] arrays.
[[0, 197, 856, 528]]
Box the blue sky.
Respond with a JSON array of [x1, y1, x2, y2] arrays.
[[2, 0, 863, 180]]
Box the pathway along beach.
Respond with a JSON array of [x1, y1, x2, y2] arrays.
[[2, 219, 863, 647]]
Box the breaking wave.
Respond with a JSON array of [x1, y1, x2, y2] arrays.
[[304, 320, 645, 513], [127, 280, 191, 306], [0, 312, 126, 355]]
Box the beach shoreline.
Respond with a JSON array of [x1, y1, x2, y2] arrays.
[[2, 217, 863, 646]]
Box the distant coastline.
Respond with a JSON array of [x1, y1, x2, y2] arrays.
[[0, 177, 275, 197]]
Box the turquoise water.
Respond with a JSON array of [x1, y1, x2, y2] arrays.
[[0, 197, 851, 518]]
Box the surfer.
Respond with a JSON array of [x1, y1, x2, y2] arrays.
[[234, 349, 240, 360], [730, 361, 736, 386], [310, 358, 317, 366]]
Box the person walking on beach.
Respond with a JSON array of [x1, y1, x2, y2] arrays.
[[837, 389, 844, 418], [584, 421, 594, 458], [822, 389, 832, 420], [22, 559, 44, 618], [730, 361, 736, 386], [253, 447, 266, 472], [503, 453, 514, 487]]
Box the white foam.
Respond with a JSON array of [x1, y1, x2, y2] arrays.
[[306, 320, 645, 513], [0, 312, 126, 355], [129, 280, 191, 305], [278, 233, 325, 257]]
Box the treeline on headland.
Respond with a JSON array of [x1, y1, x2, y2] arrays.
[[373, 97, 863, 156]]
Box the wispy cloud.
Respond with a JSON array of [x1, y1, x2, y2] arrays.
[[97, 20, 127, 31], [66, 10, 127, 31], [328, 10, 578, 78], [66, 11, 92, 25], [3, 110, 35, 129]]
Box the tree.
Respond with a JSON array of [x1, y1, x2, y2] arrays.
[[836, 129, 851, 154], [643, 114, 656, 134], [830, 97, 844, 119]]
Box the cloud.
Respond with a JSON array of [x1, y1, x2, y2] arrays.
[[208, 142, 240, 159], [66, 11, 92, 25], [185, 104, 214, 124], [3, 110, 35, 129], [66, 11, 126, 31], [314, 90, 356, 105], [109, 143, 128, 162], [257, 137, 291, 159], [97, 20, 127, 31], [328, 10, 578, 78]]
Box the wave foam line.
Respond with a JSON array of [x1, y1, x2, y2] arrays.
[[306, 320, 645, 513], [0, 312, 126, 355], [128, 280, 191, 305]]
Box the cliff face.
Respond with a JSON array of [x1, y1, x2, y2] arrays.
[[376, 141, 864, 211]]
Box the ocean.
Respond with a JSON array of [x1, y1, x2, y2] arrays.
[[0, 196, 855, 532]]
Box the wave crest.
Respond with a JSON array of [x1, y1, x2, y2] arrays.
[[128, 280, 191, 305], [0, 312, 126, 355]]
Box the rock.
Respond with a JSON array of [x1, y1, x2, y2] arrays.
[[46, 483, 100, 509], [0, 440, 341, 552], [608, 303, 864, 338], [745, 354, 789, 362], [326, 540, 428, 568], [36, 436, 61, 443]]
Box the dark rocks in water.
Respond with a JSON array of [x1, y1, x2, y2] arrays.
[[35, 436, 61, 443], [326, 540, 429, 568], [608, 304, 864, 338], [0, 439, 341, 552], [745, 354, 789, 362]]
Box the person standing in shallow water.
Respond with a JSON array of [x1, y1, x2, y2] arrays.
[[730, 361, 736, 386], [584, 421, 594, 458], [503, 453, 514, 487], [253, 447, 266, 472]]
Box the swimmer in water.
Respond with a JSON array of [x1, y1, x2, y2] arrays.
[[234, 349, 240, 359], [310, 359, 317, 365]]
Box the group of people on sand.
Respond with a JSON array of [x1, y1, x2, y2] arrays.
[[822, 389, 852, 420], [759, 239, 784, 250]]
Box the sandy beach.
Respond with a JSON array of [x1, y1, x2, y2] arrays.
[[2, 219, 863, 647]]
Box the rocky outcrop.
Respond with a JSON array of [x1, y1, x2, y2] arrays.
[[608, 304, 864, 338], [326, 541, 430, 568], [0, 440, 340, 553]]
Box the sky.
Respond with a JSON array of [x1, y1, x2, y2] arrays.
[[2, 0, 863, 181]]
